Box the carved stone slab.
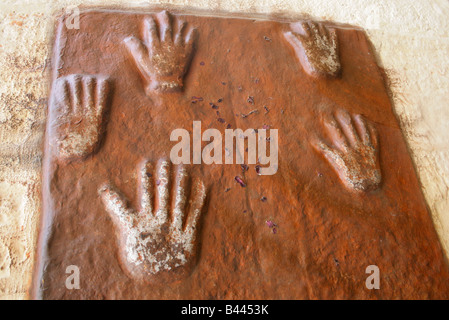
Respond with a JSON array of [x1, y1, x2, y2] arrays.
[[32, 9, 449, 299]]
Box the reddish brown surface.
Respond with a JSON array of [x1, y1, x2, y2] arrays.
[[32, 9, 449, 299]]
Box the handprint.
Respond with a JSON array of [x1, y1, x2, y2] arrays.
[[124, 10, 197, 94], [49, 74, 111, 162], [99, 159, 206, 282], [284, 21, 340, 78], [312, 109, 381, 192]]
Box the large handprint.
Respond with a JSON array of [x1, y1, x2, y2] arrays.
[[312, 109, 381, 192], [99, 159, 206, 282], [124, 10, 197, 94], [50, 74, 111, 162], [284, 21, 340, 78]]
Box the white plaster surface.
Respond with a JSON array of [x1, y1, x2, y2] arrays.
[[0, 0, 448, 299]]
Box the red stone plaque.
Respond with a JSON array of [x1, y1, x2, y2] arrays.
[[32, 9, 449, 299]]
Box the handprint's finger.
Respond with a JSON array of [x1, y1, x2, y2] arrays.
[[184, 28, 198, 57], [99, 184, 134, 229], [71, 74, 82, 114], [329, 28, 338, 48], [157, 10, 173, 42], [309, 22, 320, 37], [353, 114, 370, 145], [143, 16, 159, 48], [298, 22, 312, 37], [174, 20, 187, 46], [62, 79, 71, 109], [172, 165, 189, 232], [84, 75, 96, 114], [367, 121, 379, 149], [52, 77, 71, 114], [185, 178, 206, 233], [155, 159, 170, 224], [318, 23, 328, 40], [96, 76, 110, 118], [335, 109, 360, 147], [124, 36, 151, 76], [324, 113, 349, 152], [139, 159, 153, 215]]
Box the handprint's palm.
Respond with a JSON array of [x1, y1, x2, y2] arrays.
[[50, 74, 110, 161], [99, 159, 206, 281], [312, 109, 381, 191], [124, 10, 197, 94]]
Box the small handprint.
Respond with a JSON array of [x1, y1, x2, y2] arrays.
[[124, 10, 197, 94], [99, 159, 206, 281], [50, 74, 111, 161], [312, 109, 381, 192], [284, 21, 340, 78]]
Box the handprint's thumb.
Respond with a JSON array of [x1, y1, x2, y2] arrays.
[[124, 36, 148, 68], [310, 136, 336, 158], [283, 31, 304, 51], [98, 183, 134, 230]]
